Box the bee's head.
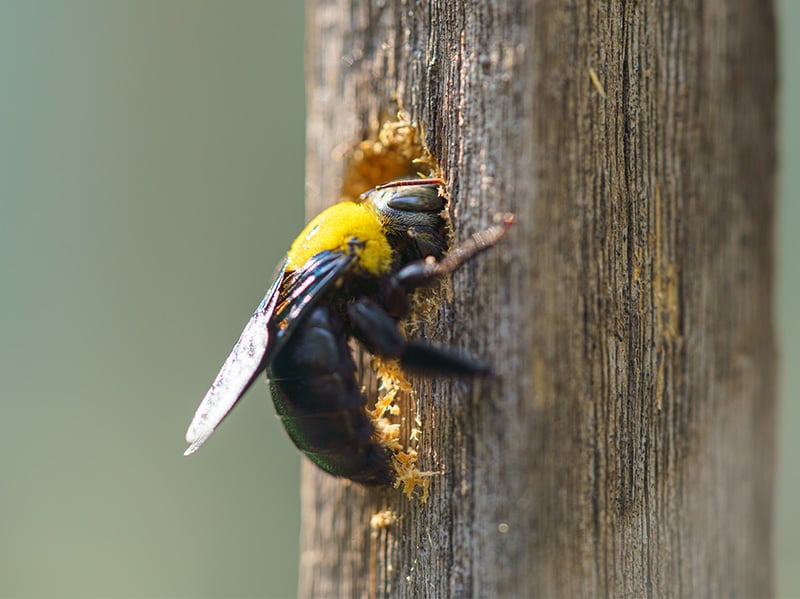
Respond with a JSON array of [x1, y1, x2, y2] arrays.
[[360, 179, 449, 263]]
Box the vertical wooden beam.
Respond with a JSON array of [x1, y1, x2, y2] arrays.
[[301, 1, 777, 596]]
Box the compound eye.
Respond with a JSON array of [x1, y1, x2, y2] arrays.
[[386, 186, 445, 212]]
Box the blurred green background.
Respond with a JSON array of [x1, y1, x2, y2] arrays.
[[0, 1, 303, 597], [0, 1, 796, 597]]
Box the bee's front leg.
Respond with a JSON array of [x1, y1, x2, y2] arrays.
[[393, 213, 515, 291]]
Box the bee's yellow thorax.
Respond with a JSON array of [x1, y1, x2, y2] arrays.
[[286, 202, 393, 275]]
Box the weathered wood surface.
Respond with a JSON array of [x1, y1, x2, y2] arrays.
[[300, 1, 777, 597]]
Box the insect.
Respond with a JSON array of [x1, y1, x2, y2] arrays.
[[183, 178, 514, 485]]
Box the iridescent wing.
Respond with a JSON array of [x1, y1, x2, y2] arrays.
[[183, 260, 287, 456], [183, 251, 355, 456], [269, 250, 355, 343]]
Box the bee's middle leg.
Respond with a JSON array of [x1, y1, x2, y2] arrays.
[[347, 298, 491, 377]]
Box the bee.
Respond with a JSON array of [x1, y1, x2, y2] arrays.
[[183, 178, 513, 485]]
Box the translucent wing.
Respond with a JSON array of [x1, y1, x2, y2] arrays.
[[269, 250, 356, 343], [183, 261, 287, 456], [183, 251, 355, 456]]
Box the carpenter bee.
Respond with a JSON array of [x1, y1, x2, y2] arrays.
[[184, 178, 513, 485]]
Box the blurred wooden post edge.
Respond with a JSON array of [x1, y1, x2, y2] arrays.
[[299, 1, 777, 597]]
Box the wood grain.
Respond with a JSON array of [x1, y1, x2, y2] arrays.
[[300, 1, 777, 597]]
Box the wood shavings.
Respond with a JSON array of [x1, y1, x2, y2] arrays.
[[370, 508, 398, 530], [341, 115, 443, 502], [588, 67, 607, 98]]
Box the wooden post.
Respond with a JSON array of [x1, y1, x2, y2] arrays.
[[301, 1, 777, 596]]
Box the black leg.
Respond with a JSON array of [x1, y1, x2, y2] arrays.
[[347, 298, 492, 377], [347, 299, 405, 358], [399, 341, 492, 377]]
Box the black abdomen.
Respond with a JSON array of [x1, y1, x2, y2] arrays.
[[268, 305, 393, 485]]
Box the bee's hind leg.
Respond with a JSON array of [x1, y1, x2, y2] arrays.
[[347, 299, 492, 377]]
